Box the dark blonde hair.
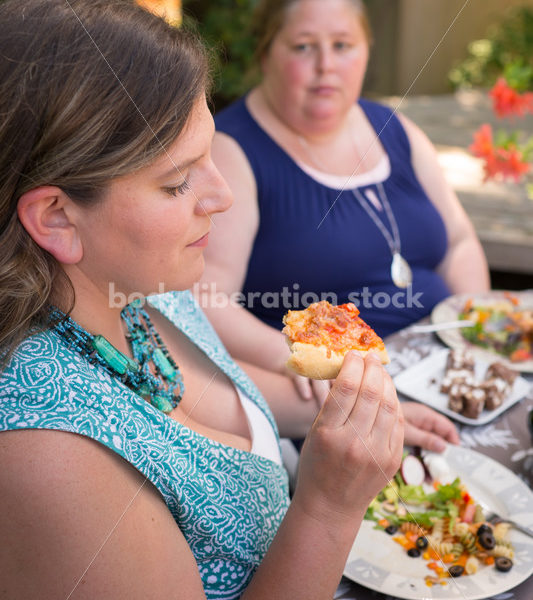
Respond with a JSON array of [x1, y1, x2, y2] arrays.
[[251, 0, 373, 61], [0, 0, 209, 359]]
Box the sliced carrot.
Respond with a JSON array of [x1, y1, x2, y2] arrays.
[[455, 554, 468, 567], [378, 518, 389, 527], [393, 535, 414, 550], [442, 553, 455, 563], [428, 548, 441, 560]]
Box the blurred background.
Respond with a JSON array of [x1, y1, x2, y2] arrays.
[[137, 0, 533, 293], [7, 0, 530, 291], [138, 0, 533, 103]]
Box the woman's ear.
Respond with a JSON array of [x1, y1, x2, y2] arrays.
[[17, 186, 83, 264]]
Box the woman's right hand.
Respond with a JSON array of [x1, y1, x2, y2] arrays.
[[292, 352, 404, 525]]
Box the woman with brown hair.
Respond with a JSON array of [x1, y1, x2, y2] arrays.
[[0, 1, 403, 598]]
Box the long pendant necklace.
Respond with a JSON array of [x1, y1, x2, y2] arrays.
[[49, 303, 185, 413], [297, 134, 413, 288], [351, 183, 413, 288]]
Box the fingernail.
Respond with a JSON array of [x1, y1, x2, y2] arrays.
[[433, 440, 446, 453]]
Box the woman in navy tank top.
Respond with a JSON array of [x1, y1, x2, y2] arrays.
[[201, 0, 488, 445]]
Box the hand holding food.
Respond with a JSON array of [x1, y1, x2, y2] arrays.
[[282, 301, 389, 380], [294, 352, 403, 524]]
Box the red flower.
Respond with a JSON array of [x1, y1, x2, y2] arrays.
[[496, 146, 530, 181], [484, 146, 530, 182], [470, 124, 530, 182], [469, 124, 494, 159], [489, 77, 533, 118]]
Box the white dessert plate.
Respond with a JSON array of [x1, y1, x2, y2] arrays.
[[392, 348, 530, 425]]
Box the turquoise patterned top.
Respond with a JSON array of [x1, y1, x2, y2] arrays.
[[0, 291, 290, 599]]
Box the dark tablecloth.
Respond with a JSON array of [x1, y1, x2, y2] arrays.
[[336, 321, 533, 600]]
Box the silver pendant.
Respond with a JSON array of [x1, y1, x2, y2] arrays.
[[391, 252, 413, 288]]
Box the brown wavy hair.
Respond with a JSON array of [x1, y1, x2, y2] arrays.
[[0, 0, 209, 361], [251, 0, 373, 62]]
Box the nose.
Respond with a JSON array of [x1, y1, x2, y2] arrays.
[[194, 160, 233, 217], [316, 44, 334, 73]]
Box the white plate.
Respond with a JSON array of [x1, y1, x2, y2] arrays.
[[431, 291, 533, 373], [344, 445, 533, 600], [392, 349, 530, 425]]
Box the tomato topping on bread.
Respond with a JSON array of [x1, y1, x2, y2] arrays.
[[282, 300, 389, 379]]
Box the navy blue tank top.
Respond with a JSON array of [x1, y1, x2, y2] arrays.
[[215, 97, 450, 338]]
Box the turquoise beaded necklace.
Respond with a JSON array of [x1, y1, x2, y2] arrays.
[[49, 302, 185, 413]]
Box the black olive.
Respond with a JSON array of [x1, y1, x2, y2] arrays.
[[416, 536, 428, 550], [495, 557, 513, 572], [407, 547, 421, 557], [477, 524, 493, 537], [478, 531, 496, 550], [448, 565, 464, 577], [385, 524, 398, 535]]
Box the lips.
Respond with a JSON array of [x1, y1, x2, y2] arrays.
[[310, 85, 337, 95], [188, 232, 209, 247]]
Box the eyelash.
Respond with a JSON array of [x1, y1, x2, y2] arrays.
[[164, 179, 190, 197]]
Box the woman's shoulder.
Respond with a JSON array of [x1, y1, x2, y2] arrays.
[[358, 97, 412, 159], [214, 94, 275, 153], [1, 328, 119, 405], [359, 97, 401, 125], [0, 426, 189, 599], [0, 327, 159, 448], [214, 95, 253, 133]]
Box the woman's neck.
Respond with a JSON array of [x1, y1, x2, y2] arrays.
[[248, 86, 384, 177], [253, 84, 353, 143], [55, 266, 131, 357]]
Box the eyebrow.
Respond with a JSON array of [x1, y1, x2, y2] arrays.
[[294, 31, 354, 38], [156, 153, 203, 181], [155, 130, 215, 181]]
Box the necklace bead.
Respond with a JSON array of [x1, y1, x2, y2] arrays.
[[92, 335, 139, 375], [49, 305, 185, 413]]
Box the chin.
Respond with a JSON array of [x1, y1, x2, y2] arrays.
[[307, 101, 344, 121], [165, 258, 205, 294]]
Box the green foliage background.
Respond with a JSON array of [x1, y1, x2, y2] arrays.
[[183, 0, 259, 111], [449, 6, 533, 89]]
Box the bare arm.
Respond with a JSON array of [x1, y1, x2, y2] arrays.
[[243, 354, 404, 599], [398, 114, 490, 293], [1, 355, 403, 600], [0, 429, 206, 600], [199, 131, 289, 373], [202, 132, 330, 405]]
